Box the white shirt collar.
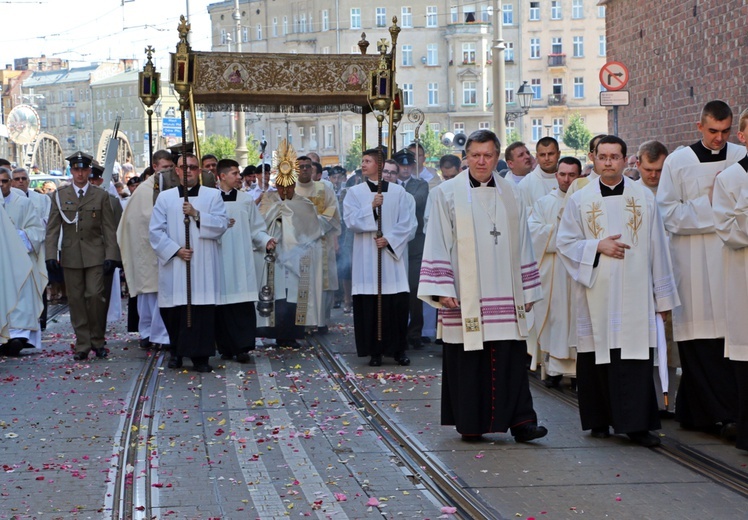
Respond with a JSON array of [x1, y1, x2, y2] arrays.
[[74, 183, 90, 196]]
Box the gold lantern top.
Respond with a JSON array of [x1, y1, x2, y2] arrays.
[[138, 46, 161, 109], [367, 39, 392, 113]]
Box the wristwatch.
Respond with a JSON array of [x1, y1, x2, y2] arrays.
[[194, 210, 201, 222]]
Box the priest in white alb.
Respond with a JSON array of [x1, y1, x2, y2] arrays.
[[518, 137, 561, 211], [344, 148, 416, 367], [712, 107, 748, 451], [557, 135, 679, 447], [419, 130, 547, 443], [214, 159, 275, 363], [149, 152, 228, 373], [0, 168, 45, 354], [256, 140, 323, 349], [528, 156, 582, 388], [657, 100, 742, 436]]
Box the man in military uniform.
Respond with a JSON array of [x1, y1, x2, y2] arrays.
[[46, 152, 121, 361]]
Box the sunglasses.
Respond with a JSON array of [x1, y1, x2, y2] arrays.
[[0, 179, 10, 184], [13, 176, 28, 181]]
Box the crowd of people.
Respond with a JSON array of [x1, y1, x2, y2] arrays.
[[1, 99, 747, 451]]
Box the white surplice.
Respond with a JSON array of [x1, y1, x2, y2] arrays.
[[712, 155, 748, 361], [218, 189, 272, 305], [2, 188, 45, 347], [656, 141, 744, 341], [0, 203, 36, 344], [343, 180, 416, 295], [418, 173, 542, 345], [518, 165, 558, 212], [257, 191, 323, 327], [557, 177, 679, 364], [149, 186, 228, 308], [528, 189, 576, 375]]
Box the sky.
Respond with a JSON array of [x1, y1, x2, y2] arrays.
[[0, 0, 217, 71]]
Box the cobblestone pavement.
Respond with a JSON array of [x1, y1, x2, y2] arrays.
[[2, 303, 748, 519]]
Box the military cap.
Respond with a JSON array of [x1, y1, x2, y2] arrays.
[[241, 165, 257, 177], [167, 141, 195, 163], [89, 160, 104, 178], [126, 176, 140, 187], [392, 149, 415, 166], [66, 151, 94, 169]]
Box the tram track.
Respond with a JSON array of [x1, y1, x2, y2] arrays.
[[105, 349, 165, 520], [309, 336, 506, 520], [527, 374, 748, 500]]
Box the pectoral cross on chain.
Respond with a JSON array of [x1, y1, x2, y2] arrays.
[[489, 224, 501, 244]]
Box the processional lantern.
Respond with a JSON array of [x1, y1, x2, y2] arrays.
[[171, 15, 193, 110], [368, 39, 393, 115], [138, 46, 160, 170]]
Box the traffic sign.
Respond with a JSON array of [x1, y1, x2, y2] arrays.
[[599, 61, 629, 91], [162, 117, 182, 138], [600, 91, 630, 106]]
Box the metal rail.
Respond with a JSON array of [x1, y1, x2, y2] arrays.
[[527, 375, 748, 499], [309, 335, 505, 520]]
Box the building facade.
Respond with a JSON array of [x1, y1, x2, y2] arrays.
[[207, 0, 608, 165], [603, 0, 746, 151]]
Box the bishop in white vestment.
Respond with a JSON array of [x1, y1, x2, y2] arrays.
[[257, 186, 323, 348], [0, 181, 45, 352], [713, 149, 748, 450], [149, 154, 228, 372], [214, 160, 274, 362], [344, 149, 416, 366], [656, 101, 743, 433], [558, 136, 679, 446], [418, 130, 547, 442]]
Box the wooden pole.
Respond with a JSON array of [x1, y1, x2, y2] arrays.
[[180, 110, 192, 328]]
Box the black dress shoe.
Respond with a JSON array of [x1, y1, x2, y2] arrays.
[[94, 348, 108, 359], [721, 422, 738, 441], [369, 355, 382, 367], [316, 326, 329, 335], [514, 425, 548, 443], [167, 356, 183, 369], [235, 352, 253, 363], [139, 337, 151, 349], [394, 354, 411, 366], [627, 431, 661, 447], [408, 338, 424, 350], [591, 426, 611, 439], [73, 351, 88, 361], [193, 363, 213, 373], [3, 338, 25, 356], [460, 434, 483, 442], [544, 374, 563, 388]]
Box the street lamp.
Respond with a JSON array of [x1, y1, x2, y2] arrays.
[[138, 45, 160, 170], [505, 80, 533, 124]]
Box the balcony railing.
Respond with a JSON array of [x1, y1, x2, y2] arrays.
[[547, 53, 566, 67], [548, 93, 567, 106]]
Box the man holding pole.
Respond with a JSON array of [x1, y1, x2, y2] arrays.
[[149, 152, 228, 372], [344, 148, 416, 367]]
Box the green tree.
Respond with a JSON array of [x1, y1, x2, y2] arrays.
[[201, 134, 236, 160], [419, 123, 450, 163], [244, 133, 262, 166], [344, 132, 365, 172], [505, 128, 521, 146], [562, 113, 593, 155]]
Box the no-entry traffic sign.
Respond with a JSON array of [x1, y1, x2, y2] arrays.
[[599, 61, 629, 91]]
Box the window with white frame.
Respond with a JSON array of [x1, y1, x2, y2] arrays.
[[376, 7, 386, 27], [324, 125, 334, 148], [257, 24, 262, 39], [573, 77, 584, 98], [463, 81, 477, 105], [572, 0, 584, 19], [429, 123, 441, 133], [428, 83, 439, 105], [553, 77, 563, 94], [351, 8, 361, 29], [322, 46, 330, 54], [503, 3, 513, 24], [276, 128, 282, 146], [573, 36, 584, 57], [403, 83, 414, 106], [298, 127, 305, 149], [427, 44, 438, 65], [450, 6, 458, 23], [552, 37, 563, 54], [504, 41, 514, 61], [454, 122, 465, 134], [293, 15, 298, 33], [480, 5, 491, 22], [599, 35, 607, 56], [598, 5, 606, 17], [505, 81, 514, 103], [427, 6, 438, 27], [530, 38, 540, 59], [463, 4, 476, 22], [553, 118, 564, 141], [272, 17, 278, 36], [486, 83, 492, 105], [551, 1, 562, 19], [300, 13, 307, 33], [351, 125, 360, 140], [479, 121, 491, 130], [242, 27, 249, 43], [529, 2, 540, 20], [531, 78, 541, 99], [322, 10, 329, 31], [401, 123, 415, 145], [283, 16, 288, 35], [401, 7, 413, 27], [532, 119, 543, 142], [220, 29, 227, 45], [462, 42, 476, 63], [310, 126, 317, 146], [506, 121, 515, 140], [402, 45, 413, 66]]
